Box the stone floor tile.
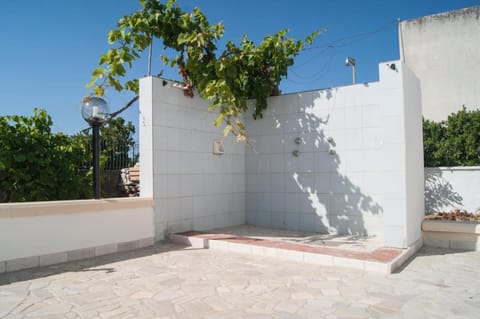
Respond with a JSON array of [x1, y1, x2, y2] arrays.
[[0, 244, 479, 318]]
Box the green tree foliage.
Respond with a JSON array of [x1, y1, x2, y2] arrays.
[[0, 109, 91, 202], [87, 0, 320, 141], [72, 117, 137, 169], [423, 107, 480, 167]]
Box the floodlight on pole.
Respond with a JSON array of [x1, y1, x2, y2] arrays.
[[345, 57, 357, 84]]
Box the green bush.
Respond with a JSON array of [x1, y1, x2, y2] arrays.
[[0, 109, 91, 202], [423, 107, 480, 167]]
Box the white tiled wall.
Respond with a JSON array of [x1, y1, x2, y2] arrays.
[[140, 77, 245, 240], [245, 85, 385, 236], [140, 61, 424, 249], [245, 62, 424, 246]]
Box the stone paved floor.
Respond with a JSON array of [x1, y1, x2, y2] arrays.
[[0, 243, 479, 319]]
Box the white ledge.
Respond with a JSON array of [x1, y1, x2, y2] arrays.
[[0, 197, 154, 218], [422, 220, 480, 234], [425, 166, 480, 171]]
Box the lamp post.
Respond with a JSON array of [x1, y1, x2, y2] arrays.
[[81, 97, 109, 199]]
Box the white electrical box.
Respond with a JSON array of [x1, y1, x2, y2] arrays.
[[213, 139, 224, 155]]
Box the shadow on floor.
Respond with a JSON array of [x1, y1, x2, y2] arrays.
[[0, 242, 193, 286], [392, 246, 472, 274]]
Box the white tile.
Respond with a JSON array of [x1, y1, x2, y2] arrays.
[[364, 261, 389, 273], [383, 172, 406, 199], [39, 252, 68, 267], [271, 193, 286, 212], [271, 174, 285, 192], [297, 152, 314, 173], [285, 173, 301, 193], [270, 154, 284, 173], [362, 172, 383, 194], [166, 198, 182, 221], [256, 174, 271, 193], [208, 239, 230, 251], [245, 174, 257, 193], [250, 245, 267, 256], [257, 193, 272, 212], [276, 248, 304, 262], [258, 155, 272, 173], [311, 194, 330, 216], [303, 252, 334, 266], [345, 172, 363, 193], [193, 216, 214, 231], [193, 196, 208, 218], [314, 152, 331, 172], [362, 104, 382, 127], [363, 150, 383, 172], [228, 243, 252, 254], [326, 107, 345, 130], [332, 257, 365, 270], [382, 116, 405, 144], [153, 150, 168, 174], [166, 175, 181, 197], [69, 248, 95, 261], [314, 173, 330, 193], [180, 197, 194, 220], [296, 173, 314, 192], [285, 213, 300, 230], [363, 128, 383, 149], [246, 193, 258, 211], [345, 106, 363, 129], [330, 173, 346, 194], [284, 193, 300, 213], [6, 256, 39, 272], [271, 212, 286, 228], [383, 226, 407, 248], [344, 129, 363, 150], [383, 199, 407, 227], [245, 155, 258, 174], [95, 244, 118, 256]]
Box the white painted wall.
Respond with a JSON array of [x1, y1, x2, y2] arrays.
[[425, 166, 480, 213], [139, 77, 245, 240], [400, 6, 480, 121], [0, 199, 154, 261]]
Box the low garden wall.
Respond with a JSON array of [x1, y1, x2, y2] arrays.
[[0, 197, 154, 273], [422, 219, 480, 251], [425, 166, 480, 213]]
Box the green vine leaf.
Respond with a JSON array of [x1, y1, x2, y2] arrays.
[[86, 0, 321, 140]]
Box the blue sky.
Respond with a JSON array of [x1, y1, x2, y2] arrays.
[[0, 0, 478, 137]]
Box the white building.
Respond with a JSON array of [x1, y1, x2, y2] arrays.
[[399, 6, 480, 121]]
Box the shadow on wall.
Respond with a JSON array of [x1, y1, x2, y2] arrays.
[[424, 169, 463, 213], [256, 87, 383, 236]]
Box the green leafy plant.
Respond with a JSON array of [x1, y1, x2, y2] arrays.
[[423, 107, 480, 167], [87, 0, 320, 141], [0, 109, 91, 202], [72, 117, 137, 169]]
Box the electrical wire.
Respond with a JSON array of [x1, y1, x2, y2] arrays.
[[287, 20, 397, 84]]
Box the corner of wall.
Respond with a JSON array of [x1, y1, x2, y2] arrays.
[[139, 76, 154, 198]]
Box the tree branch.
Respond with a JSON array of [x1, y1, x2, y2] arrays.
[[109, 95, 139, 119]]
